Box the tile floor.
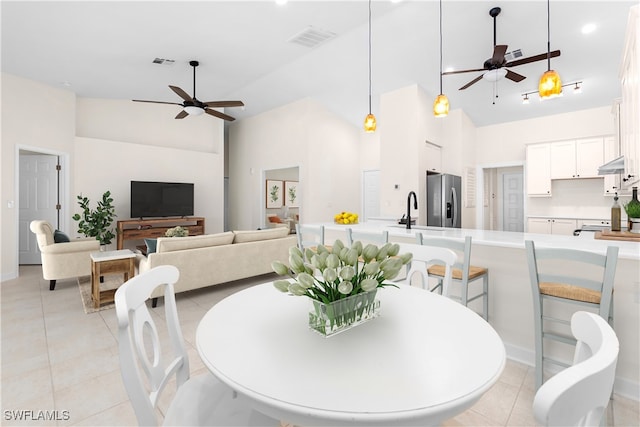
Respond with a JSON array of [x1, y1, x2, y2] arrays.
[[2, 265, 639, 426]]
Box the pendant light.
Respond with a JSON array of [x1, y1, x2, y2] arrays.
[[364, 0, 377, 132], [538, 0, 562, 99], [433, 0, 449, 117]]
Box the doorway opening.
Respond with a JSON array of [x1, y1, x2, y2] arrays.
[[476, 163, 525, 232]]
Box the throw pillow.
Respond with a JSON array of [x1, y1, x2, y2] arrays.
[[53, 230, 70, 243], [145, 238, 158, 255]]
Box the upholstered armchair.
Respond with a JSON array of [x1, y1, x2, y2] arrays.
[[29, 220, 100, 290]]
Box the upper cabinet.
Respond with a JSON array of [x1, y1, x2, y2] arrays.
[[550, 138, 604, 179], [526, 143, 551, 197]]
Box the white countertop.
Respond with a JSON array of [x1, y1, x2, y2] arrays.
[[319, 222, 640, 261]]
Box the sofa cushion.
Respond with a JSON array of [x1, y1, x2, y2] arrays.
[[54, 230, 70, 243], [232, 226, 290, 243], [156, 232, 234, 253]]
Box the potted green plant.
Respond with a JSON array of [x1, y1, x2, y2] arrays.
[[72, 191, 117, 245]]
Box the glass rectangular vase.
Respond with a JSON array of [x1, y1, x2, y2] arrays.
[[308, 290, 380, 337]]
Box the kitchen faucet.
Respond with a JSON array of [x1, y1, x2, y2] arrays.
[[406, 191, 417, 230]]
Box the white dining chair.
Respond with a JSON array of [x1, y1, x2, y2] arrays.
[[345, 228, 388, 247], [396, 243, 457, 294], [416, 233, 489, 320], [525, 240, 618, 390], [295, 224, 325, 252], [115, 265, 278, 426], [533, 311, 619, 427]]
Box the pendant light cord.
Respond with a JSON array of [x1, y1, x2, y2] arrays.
[[439, 0, 443, 94], [368, 0, 372, 114], [546, 0, 551, 71]]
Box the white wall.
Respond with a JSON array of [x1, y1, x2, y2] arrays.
[[1, 73, 224, 280], [1, 73, 77, 280], [228, 98, 361, 230]]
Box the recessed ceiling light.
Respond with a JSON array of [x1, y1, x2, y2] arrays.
[[581, 23, 597, 34], [275, 0, 287, 5]]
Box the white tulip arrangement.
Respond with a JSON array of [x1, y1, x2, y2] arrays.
[[271, 239, 412, 304]]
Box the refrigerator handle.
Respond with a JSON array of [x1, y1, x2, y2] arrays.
[[451, 186, 458, 227]]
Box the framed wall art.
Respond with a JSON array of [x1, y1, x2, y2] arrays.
[[266, 180, 283, 209], [284, 181, 299, 207]]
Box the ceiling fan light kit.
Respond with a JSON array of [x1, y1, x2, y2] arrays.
[[364, 0, 377, 133], [184, 106, 205, 116], [538, 0, 562, 99], [433, 0, 449, 118]]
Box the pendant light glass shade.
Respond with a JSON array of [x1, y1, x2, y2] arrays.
[[433, 94, 449, 117], [538, 69, 562, 99], [364, 113, 377, 132]]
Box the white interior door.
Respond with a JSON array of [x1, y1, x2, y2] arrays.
[[502, 172, 524, 232], [19, 154, 60, 264], [362, 170, 380, 221]]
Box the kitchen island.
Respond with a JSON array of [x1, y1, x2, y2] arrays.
[[318, 221, 640, 399]]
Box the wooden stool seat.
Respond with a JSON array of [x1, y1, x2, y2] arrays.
[[539, 282, 602, 304], [428, 265, 488, 281]]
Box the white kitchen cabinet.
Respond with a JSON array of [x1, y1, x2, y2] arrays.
[[424, 142, 442, 173], [620, 5, 639, 188], [603, 135, 620, 195], [526, 143, 551, 196], [550, 138, 604, 179], [527, 217, 577, 236]]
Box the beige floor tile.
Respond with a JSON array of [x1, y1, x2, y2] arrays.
[[70, 400, 138, 426], [1, 366, 53, 409], [610, 394, 640, 427], [442, 408, 500, 426], [0, 393, 57, 427], [54, 370, 129, 426], [471, 379, 521, 425], [50, 345, 120, 392], [499, 359, 530, 388], [507, 387, 539, 426]]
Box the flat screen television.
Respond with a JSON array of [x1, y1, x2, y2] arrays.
[[130, 181, 194, 218]]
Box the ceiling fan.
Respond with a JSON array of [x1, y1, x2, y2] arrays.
[[442, 7, 561, 90], [133, 60, 244, 121]]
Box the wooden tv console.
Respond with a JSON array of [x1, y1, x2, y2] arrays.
[[116, 217, 205, 250]]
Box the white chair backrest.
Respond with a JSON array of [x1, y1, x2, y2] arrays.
[[115, 265, 187, 426], [295, 224, 325, 251], [346, 228, 388, 247], [396, 243, 457, 294], [533, 311, 619, 427], [30, 220, 55, 247], [416, 233, 471, 276]]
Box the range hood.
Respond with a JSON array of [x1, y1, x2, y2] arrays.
[[598, 156, 625, 175]]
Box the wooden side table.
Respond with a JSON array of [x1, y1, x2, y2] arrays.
[[90, 249, 136, 309]]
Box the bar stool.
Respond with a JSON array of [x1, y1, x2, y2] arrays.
[[346, 228, 388, 247], [295, 224, 325, 252], [525, 240, 618, 390], [416, 233, 489, 321]]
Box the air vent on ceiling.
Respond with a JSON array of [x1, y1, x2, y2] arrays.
[[504, 49, 523, 62], [152, 58, 175, 65], [288, 26, 337, 48]]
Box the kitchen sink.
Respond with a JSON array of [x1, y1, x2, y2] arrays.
[[388, 225, 447, 231]]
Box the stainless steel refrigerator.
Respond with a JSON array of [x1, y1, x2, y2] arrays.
[[426, 172, 461, 228]]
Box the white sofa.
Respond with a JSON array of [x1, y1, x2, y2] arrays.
[[136, 226, 296, 306]]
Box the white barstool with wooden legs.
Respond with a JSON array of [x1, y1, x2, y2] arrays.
[[533, 311, 619, 427], [416, 233, 489, 320], [346, 228, 388, 247], [525, 240, 618, 391], [396, 243, 457, 294], [295, 224, 325, 252]]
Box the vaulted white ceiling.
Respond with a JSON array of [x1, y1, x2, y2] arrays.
[[1, 1, 635, 128]]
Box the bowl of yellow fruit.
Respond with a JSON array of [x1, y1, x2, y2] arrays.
[[334, 211, 358, 225]]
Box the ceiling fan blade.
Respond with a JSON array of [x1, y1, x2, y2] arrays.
[[492, 44, 508, 64], [205, 108, 236, 121], [175, 110, 188, 119], [505, 70, 526, 82], [204, 100, 245, 108], [442, 68, 487, 76], [459, 75, 484, 90], [505, 50, 561, 67], [169, 85, 194, 103], [132, 99, 183, 106]]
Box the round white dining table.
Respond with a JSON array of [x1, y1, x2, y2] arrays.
[[196, 283, 505, 427]]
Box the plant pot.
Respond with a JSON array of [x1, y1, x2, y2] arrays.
[[308, 290, 380, 337], [629, 218, 640, 234]]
